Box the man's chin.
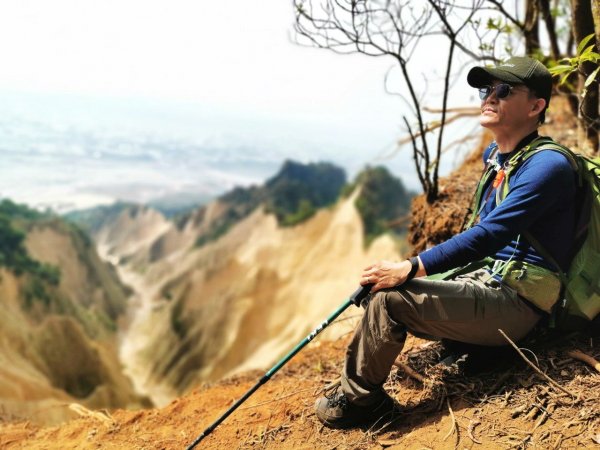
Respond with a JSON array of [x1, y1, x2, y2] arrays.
[[479, 115, 499, 128]]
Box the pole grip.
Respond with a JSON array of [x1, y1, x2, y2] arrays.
[[349, 283, 374, 307]]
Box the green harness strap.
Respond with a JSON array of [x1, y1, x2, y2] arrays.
[[465, 137, 557, 230], [495, 140, 580, 209], [464, 144, 498, 230], [426, 257, 495, 281]]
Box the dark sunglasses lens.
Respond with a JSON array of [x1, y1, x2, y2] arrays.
[[478, 87, 491, 100], [496, 84, 511, 99], [478, 84, 512, 100]]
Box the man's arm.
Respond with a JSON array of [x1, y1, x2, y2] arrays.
[[418, 150, 575, 275]]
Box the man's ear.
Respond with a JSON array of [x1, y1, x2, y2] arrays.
[[530, 98, 546, 115]]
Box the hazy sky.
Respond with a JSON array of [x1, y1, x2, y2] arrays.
[[1, 1, 388, 104], [0, 1, 405, 136], [0, 0, 482, 206]]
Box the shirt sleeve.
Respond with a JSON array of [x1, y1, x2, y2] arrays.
[[418, 150, 575, 275]]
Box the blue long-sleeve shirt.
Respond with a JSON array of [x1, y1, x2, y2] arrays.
[[419, 134, 577, 275]]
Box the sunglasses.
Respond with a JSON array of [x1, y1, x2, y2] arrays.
[[478, 83, 515, 100]]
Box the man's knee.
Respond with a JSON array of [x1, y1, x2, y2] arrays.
[[364, 290, 407, 340]]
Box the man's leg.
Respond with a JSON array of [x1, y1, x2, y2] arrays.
[[341, 288, 408, 406], [317, 269, 541, 427]]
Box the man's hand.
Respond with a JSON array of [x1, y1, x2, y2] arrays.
[[360, 258, 425, 293]]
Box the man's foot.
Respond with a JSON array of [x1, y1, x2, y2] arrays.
[[315, 386, 398, 429]]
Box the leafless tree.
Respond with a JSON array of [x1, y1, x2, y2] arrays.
[[293, 0, 482, 203]]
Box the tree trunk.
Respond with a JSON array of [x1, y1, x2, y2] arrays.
[[571, 0, 599, 153], [524, 0, 541, 54], [592, 0, 600, 154], [594, 0, 600, 48], [539, 0, 560, 59]]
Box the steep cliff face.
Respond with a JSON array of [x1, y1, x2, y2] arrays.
[[83, 159, 413, 406], [0, 211, 144, 425], [94, 191, 402, 405]]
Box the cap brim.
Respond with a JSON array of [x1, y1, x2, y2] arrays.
[[467, 66, 524, 88]]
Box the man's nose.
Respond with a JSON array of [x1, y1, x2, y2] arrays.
[[483, 91, 499, 104]]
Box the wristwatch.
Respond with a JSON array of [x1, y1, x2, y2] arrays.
[[406, 256, 420, 281]]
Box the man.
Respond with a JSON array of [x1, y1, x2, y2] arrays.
[[315, 56, 577, 428]]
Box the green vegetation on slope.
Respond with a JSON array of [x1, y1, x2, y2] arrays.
[[191, 161, 414, 248], [195, 160, 347, 247], [0, 200, 60, 289], [264, 160, 346, 225], [353, 166, 414, 246], [1, 199, 129, 332]]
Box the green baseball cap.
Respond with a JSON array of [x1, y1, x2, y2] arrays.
[[467, 56, 552, 104]]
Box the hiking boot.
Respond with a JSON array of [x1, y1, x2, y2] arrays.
[[315, 386, 398, 429]]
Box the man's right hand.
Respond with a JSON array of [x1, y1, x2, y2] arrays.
[[360, 257, 425, 293]]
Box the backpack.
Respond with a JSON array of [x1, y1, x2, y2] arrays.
[[471, 136, 600, 331]]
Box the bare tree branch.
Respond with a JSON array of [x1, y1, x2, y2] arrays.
[[292, 0, 583, 198], [485, 0, 525, 32]]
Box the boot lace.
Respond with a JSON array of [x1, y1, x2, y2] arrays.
[[324, 383, 348, 410]]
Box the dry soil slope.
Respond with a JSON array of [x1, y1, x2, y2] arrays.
[[2, 334, 599, 449], [0, 217, 144, 425]]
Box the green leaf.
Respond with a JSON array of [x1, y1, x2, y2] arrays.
[[585, 67, 600, 87], [560, 71, 571, 85], [486, 17, 501, 30], [549, 64, 574, 75], [581, 44, 595, 57], [580, 52, 600, 63], [577, 33, 595, 56]]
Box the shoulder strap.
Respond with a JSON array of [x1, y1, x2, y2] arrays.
[[495, 138, 579, 205], [464, 143, 499, 230], [464, 138, 578, 230], [521, 142, 578, 171]]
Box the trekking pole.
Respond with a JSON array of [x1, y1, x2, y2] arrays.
[[185, 283, 373, 449]]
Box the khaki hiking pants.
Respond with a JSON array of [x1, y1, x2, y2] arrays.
[[341, 269, 542, 405]]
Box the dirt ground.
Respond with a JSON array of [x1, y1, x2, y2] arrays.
[[2, 330, 599, 449]]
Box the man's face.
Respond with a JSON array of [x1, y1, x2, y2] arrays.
[[478, 80, 542, 132]]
